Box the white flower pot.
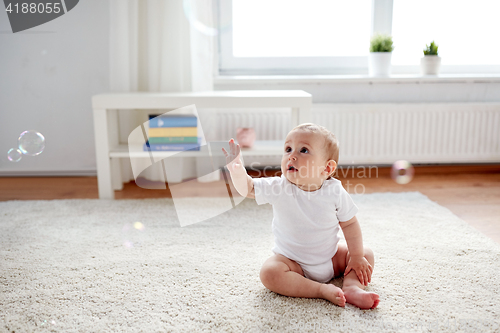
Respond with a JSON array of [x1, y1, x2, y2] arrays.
[[369, 52, 392, 77], [420, 55, 441, 75]]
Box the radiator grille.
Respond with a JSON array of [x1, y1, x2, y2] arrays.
[[211, 109, 291, 141], [212, 104, 500, 165]]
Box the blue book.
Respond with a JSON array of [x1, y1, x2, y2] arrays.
[[148, 114, 197, 128], [143, 138, 201, 151]]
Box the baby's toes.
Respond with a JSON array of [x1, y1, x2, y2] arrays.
[[370, 295, 380, 309], [320, 284, 345, 307]]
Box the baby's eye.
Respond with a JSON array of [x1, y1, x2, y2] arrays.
[[300, 147, 309, 153], [285, 146, 291, 153]]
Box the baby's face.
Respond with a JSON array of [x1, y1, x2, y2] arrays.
[[281, 130, 332, 191]]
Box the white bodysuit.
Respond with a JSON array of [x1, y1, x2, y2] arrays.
[[253, 175, 358, 283]]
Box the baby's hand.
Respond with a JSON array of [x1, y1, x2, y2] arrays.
[[344, 256, 373, 286], [221, 138, 243, 173]]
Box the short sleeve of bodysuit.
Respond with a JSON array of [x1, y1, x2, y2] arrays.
[[252, 176, 283, 206], [336, 184, 359, 222]]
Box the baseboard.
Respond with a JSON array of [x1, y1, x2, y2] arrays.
[[0, 170, 97, 177]]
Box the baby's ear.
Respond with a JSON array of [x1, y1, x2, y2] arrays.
[[324, 160, 337, 177]]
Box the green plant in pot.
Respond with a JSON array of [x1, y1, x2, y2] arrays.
[[369, 33, 394, 77], [421, 41, 441, 75]]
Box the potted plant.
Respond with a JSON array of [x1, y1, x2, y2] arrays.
[[421, 41, 441, 75], [369, 33, 394, 77]]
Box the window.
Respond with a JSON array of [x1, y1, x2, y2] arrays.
[[217, 0, 500, 75], [218, 0, 374, 75], [391, 0, 500, 73]]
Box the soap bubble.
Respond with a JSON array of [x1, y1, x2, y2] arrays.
[[18, 130, 45, 156], [134, 222, 145, 231], [7, 148, 22, 162], [122, 222, 145, 248], [123, 241, 134, 248], [391, 160, 415, 184]]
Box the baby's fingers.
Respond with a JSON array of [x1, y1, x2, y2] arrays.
[[344, 265, 352, 276], [356, 270, 365, 286], [363, 271, 369, 286], [235, 143, 241, 157], [228, 139, 235, 153]]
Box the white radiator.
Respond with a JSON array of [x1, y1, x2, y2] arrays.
[[209, 108, 291, 141], [212, 103, 500, 165]]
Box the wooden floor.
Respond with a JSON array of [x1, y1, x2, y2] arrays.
[[1, 165, 499, 243]]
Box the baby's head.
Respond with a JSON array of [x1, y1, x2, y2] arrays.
[[281, 123, 339, 191]]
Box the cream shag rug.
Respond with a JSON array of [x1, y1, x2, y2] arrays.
[[1, 192, 499, 332]]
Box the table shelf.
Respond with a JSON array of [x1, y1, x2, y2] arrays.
[[109, 140, 285, 158], [92, 90, 311, 199]]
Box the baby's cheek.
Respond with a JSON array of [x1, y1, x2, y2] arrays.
[[313, 165, 323, 174]]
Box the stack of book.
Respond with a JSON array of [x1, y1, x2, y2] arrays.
[[144, 114, 201, 151]]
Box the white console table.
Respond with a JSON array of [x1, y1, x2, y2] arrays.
[[92, 90, 312, 199]]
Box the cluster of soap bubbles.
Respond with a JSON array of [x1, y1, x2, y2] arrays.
[[391, 160, 415, 184], [7, 130, 45, 162], [40, 319, 57, 326], [122, 222, 146, 248]]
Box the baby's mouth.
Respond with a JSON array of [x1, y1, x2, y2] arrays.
[[287, 165, 297, 172]]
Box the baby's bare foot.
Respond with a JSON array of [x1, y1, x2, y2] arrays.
[[343, 286, 379, 309], [319, 284, 346, 307]]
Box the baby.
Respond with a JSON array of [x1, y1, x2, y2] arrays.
[[222, 123, 379, 309]]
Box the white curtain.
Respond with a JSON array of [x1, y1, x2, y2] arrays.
[[109, 0, 216, 184]]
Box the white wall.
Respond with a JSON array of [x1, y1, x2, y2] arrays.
[[0, 0, 109, 176]]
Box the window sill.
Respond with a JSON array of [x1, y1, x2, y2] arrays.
[[214, 73, 500, 86]]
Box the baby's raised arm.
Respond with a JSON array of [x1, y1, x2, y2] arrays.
[[222, 138, 255, 199]]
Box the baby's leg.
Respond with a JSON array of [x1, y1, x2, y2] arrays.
[[260, 254, 345, 306], [332, 244, 379, 309]]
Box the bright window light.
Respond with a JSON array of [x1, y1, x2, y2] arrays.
[[392, 0, 500, 65], [232, 0, 371, 57]]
